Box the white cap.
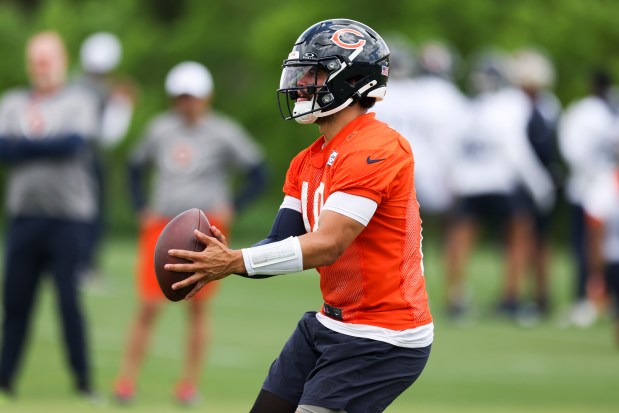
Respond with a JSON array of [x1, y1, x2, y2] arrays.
[[508, 48, 555, 90], [419, 41, 454, 78], [165, 61, 213, 98], [80, 32, 122, 74]]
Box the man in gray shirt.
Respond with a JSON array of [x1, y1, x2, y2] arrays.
[[114, 61, 266, 405], [0, 31, 99, 400]]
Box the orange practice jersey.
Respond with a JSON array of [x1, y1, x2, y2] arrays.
[[283, 113, 433, 330]]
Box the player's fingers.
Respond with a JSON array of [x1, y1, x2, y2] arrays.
[[194, 229, 222, 247], [184, 279, 208, 300], [171, 272, 203, 290], [210, 225, 228, 246], [168, 248, 201, 260], [165, 262, 198, 273]]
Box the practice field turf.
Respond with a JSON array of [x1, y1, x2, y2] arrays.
[[1, 232, 617, 413]]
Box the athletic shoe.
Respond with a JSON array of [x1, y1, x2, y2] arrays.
[[113, 379, 135, 405], [76, 388, 107, 408], [494, 299, 521, 320], [174, 382, 200, 406], [568, 300, 598, 328], [516, 302, 544, 328]]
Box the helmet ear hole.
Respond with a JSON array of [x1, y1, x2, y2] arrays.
[[346, 75, 372, 99], [346, 74, 364, 85]]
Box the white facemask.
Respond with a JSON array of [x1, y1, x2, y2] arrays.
[[292, 100, 319, 124]]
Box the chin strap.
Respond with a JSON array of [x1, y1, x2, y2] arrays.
[[293, 100, 319, 124]]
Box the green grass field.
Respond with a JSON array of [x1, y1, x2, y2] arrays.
[[1, 230, 618, 413]]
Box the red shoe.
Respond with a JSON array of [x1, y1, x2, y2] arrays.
[[174, 382, 200, 406], [113, 379, 135, 404]]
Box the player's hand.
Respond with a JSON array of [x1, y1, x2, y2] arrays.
[[210, 225, 228, 247], [166, 229, 242, 299]]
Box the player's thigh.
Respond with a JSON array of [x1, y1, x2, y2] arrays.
[[301, 329, 431, 413], [262, 312, 321, 405]]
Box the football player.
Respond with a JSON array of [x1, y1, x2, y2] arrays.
[[558, 70, 619, 327], [166, 19, 433, 413]]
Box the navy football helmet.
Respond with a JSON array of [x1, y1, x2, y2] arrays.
[[277, 19, 390, 124]]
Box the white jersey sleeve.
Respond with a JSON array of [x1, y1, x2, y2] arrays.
[[280, 195, 302, 212], [322, 191, 378, 226]]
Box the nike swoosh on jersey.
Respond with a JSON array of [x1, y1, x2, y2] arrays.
[[366, 156, 386, 164]]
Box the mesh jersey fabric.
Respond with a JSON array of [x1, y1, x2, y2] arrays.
[[283, 112, 432, 330]]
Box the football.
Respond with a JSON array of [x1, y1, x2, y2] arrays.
[[154, 208, 212, 302]]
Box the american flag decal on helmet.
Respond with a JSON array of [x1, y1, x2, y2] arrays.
[[381, 65, 389, 76]]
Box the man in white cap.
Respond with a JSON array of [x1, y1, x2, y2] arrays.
[[113, 61, 267, 406]]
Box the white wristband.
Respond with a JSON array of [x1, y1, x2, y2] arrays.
[[242, 237, 304, 276]]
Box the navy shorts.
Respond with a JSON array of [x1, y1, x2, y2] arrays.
[[450, 193, 524, 226], [262, 312, 431, 413]]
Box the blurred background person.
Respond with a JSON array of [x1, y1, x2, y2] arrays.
[[558, 70, 619, 328], [0, 31, 99, 401], [444, 49, 555, 322], [583, 161, 619, 347], [507, 47, 562, 322], [113, 61, 267, 406], [373, 39, 468, 239], [73, 31, 136, 290]]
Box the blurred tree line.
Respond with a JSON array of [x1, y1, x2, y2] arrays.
[[0, 0, 618, 234]]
